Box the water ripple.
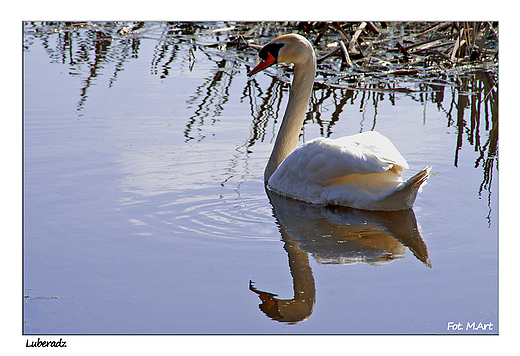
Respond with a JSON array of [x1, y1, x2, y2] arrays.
[[136, 185, 279, 242]]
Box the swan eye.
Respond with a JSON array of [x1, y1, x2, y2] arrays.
[[249, 43, 284, 76], [259, 43, 284, 62]]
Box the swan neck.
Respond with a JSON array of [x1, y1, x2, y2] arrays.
[[264, 55, 316, 182]]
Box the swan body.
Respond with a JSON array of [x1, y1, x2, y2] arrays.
[[248, 34, 430, 211]]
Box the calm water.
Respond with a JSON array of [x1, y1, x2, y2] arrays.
[[23, 22, 498, 334]]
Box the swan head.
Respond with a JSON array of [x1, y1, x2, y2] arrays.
[[248, 34, 315, 76]]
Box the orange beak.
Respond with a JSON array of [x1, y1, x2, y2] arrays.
[[248, 52, 276, 76]]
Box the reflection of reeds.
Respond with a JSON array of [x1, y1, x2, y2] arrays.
[[150, 23, 195, 79], [244, 77, 287, 145], [24, 21, 145, 113], [220, 77, 289, 185], [474, 72, 498, 226], [450, 72, 498, 212], [184, 58, 235, 142]]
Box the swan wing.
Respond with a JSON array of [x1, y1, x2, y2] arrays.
[[267, 132, 411, 206], [332, 131, 409, 173], [281, 132, 408, 184]]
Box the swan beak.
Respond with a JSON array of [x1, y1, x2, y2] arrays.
[[248, 52, 276, 76]]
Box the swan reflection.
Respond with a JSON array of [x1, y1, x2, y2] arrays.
[[250, 190, 430, 324]]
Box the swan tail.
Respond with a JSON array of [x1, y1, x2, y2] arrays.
[[374, 166, 431, 211], [397, 165, 432, 208], [408, 165, 432, 188]]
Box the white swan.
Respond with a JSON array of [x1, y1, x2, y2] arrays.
[[248, 34, 431, 211]]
